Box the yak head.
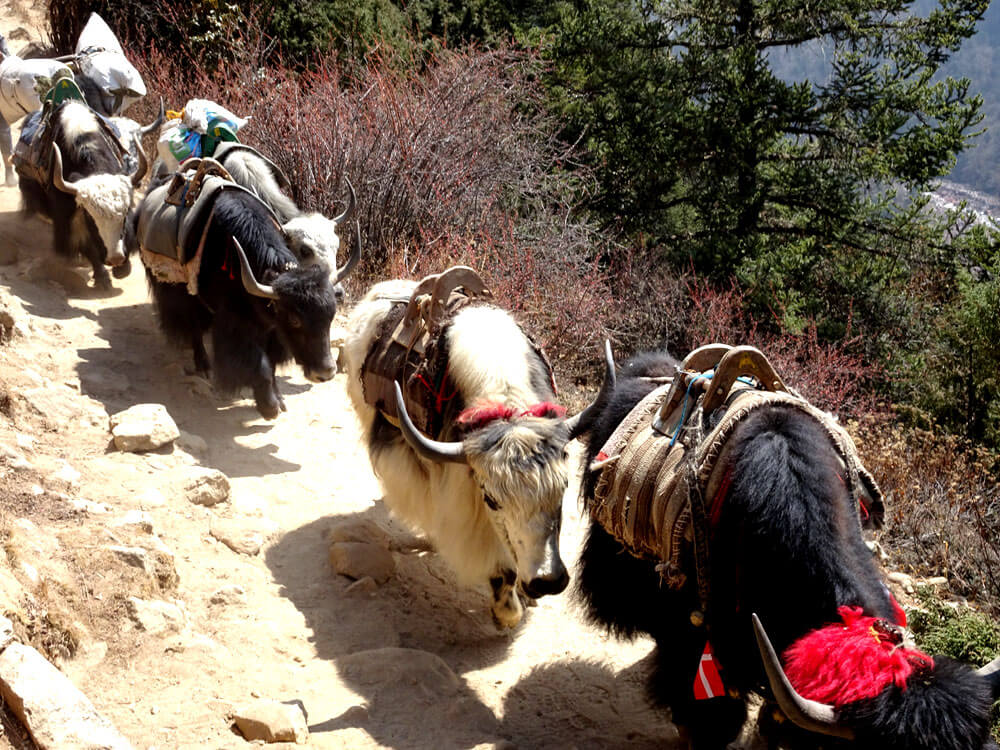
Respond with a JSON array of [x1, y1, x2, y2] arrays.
[[391, 343, 616, 599], [51, 130, 147, 268], [282, 178, 358, 303], [232, 234, 360, 382]]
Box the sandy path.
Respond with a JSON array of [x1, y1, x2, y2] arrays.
[[0, 161, 683, 748]]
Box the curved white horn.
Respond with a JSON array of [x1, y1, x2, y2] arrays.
[[393, 382, 468, 464], [566, 339, 616, 439], [333, 218, 362, 284], [50, 144, 79, 196], [976, 655, 1000, 699], [232, 238, 279, 300], [130, 133, 148, 188], [752, 614, 855, 739], [332, 176, 356, 224], [139, 98, 166, 138]]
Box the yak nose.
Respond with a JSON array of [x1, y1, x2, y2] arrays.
[[306, 365, 337, 383], [523, 565, 569, 598], [333, 283, 346, 304]]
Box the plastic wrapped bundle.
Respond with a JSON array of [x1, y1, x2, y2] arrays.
[[156, 99, 248, 170], [74, 12, 146, 115]]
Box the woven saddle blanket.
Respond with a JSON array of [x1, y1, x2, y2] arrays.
[[590, 376, 883, 589]]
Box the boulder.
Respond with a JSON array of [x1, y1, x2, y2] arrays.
[[181, 468, 230, 506], [109, 404, 179, 452], [125, 598, 186, 636], [232, 699, 308, 744], [210, 518, 263, 557], [327, 519, 392, 549], [0, 643, 132, 750]]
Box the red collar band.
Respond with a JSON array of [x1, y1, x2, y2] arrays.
[[456, 401, 566, 430]]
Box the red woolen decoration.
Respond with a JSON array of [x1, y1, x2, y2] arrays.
[[782, 606, 933, 706], [456, 401, 566, 430]]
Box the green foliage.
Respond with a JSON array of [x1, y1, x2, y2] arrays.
[[909, 586, 1000, 666]]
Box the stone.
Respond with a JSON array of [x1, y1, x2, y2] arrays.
[[209, 586, 246, 605], [232, 700, 308, 744], [125, 598, 186, 636], [176, 431, 208, 455], [0, 642, 132, 749], [112, 511, 154, 534], [210, 518, 263, 557], [327, 519, 392, 550], [106, 546, 150, 572], [138, 488, 167, 508], [110, 404, 179, 452], [329, 542, 395, 584], [181, 468, 230, 506]]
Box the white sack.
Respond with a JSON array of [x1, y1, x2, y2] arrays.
[[0, 56, 73, 124], [74, 13, 145, 115]]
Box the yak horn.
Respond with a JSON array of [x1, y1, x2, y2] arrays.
[[139, 97, 166, 138], [333, 218, 362, 284], [50, 144, 79, 196], [566, 339, 616, 439], [393, 382, 468, 464], [130, 133, 148, 188], [976, 655, 1000, 699], [752, 614, 855, 740], [232, 238, 279, 300], [332, 176, 357, 224]]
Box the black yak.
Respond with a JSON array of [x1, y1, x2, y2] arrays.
[[575, 347, 1000, 749], [131, 166, 360, 419]]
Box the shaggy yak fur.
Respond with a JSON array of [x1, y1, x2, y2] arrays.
[[128, 174, 339, 419], [575, 350, 999, 750], [343, 280, 578, 628], [215, 146, 352, 290], [17, 100, 140, 290]]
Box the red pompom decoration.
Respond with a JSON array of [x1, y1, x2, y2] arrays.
[[782, 606, 933, 706]]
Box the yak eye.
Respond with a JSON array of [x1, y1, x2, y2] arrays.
[[484, 495, 500, 511], [288, 314, 303, 329]]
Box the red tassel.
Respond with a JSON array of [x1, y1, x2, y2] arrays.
[[782, 606, 933, 707]]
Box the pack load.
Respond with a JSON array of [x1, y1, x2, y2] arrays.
[[74, 12, 146, 115], [157, 99, 248, 170]]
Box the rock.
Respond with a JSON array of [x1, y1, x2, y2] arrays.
[[112, 511, 154, 534], [210, 518, 263, 557], [138, 488, 167, 508], [110, 404, 179, 452], [209, 586, 246, 606], [181, 468, 230, 506], [176, 431, 208, 455], [925, 576, 949, 588], [328, 519, 392, 549], [47, 462, 81, 489], [329, 542, 395, 584], [0, 642, 132, 750], [106, 546, 150, 572], [8, 27, 29, 42], [0, 615, 16, 651], [125, 597, 186, 636], [232, 699, 309, 744]]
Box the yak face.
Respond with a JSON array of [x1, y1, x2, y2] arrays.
[[67, 173, 133, 266], [464, 416, 571, 598], [282, 213, 347, 302], [268, 263, 338, 382]]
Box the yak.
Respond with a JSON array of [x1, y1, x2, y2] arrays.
[[343, 278, 609, 628], [212, 142, 356, 289], [131, 167, 360, 419], [16, 98, 148, 290], [574, 347, 1000, 750]]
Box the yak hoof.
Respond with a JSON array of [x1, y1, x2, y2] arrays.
[[93, 273, 113, 292], [256, 401, 281, 420], [490, 589, 524, 630]]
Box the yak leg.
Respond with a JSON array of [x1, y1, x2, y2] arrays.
[[264, 335, 288, 412], [489, 568, 524, 629], [0, 121, 15, 187], [210, 313, 282, 419], [190, 332, 210, 376]]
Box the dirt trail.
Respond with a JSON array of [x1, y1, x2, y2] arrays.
[[0, 104, 680, 750]]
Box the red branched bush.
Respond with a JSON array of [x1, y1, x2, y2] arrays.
[[125, 16, 612, 372]]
